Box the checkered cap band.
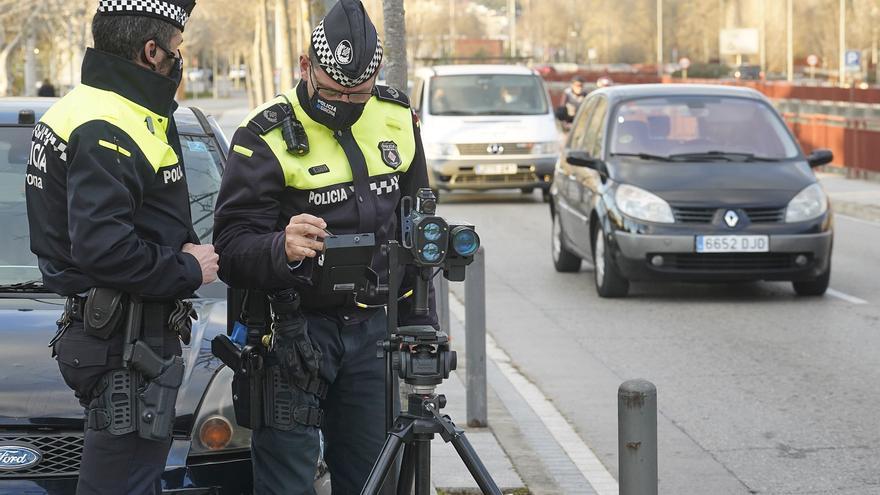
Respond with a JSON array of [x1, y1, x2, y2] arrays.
[[312, 20, 383, 88], [97, 0, 190, 29]]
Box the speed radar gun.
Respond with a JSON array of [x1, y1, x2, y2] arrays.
[[360, 188, 501, 495]]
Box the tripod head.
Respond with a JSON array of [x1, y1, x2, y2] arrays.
[[390, 326, 457, 395]]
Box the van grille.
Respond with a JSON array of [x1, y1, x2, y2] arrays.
[[456, 143, 534, 155], [672, 207, 786, 224]]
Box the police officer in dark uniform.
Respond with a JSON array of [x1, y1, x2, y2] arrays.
[[213, 0, 435, 493], [24, 2, 218, 494]]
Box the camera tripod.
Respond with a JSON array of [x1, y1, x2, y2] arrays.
[[359, 243, 501, 495]]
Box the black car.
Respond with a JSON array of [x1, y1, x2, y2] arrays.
[[0, 98, 257, 494], [550, 84, 834, 298]]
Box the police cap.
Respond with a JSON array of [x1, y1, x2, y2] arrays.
[[96, 0, 197, 32], [310, 0, 383, 88]]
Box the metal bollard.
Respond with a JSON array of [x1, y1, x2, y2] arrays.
[[465, 247, 488, 427], [618, 379, 658, 495]]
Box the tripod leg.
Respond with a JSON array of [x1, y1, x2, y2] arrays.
[[361, 432, 407, 495], [450, 432, 502, 495], [396, 443, 416, 495], [412, 438, 432, 495]]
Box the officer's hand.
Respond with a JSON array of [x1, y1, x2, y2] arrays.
[[285, 214, 327, 262], [182, 243, 220, 285]]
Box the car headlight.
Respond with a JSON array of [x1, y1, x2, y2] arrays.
[[532, 141, 561, 155], [189, 366, 251, 454], [424, 142, 459, 159], [785, 183, 828, 223], [613, 184, 675, 223]]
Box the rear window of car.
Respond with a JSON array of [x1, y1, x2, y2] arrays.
[[610, 96, 800, 160], [429, 74, 549, 116], [0, 124, 223, 286]]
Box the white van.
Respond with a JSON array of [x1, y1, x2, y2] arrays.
[[411, 65, 562, 199]]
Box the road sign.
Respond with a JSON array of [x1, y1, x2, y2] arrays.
[[807, 54, 819, 67], [679, 57, 691, 70], [720, 28, 759, 55], [845, 50, 861, 72]]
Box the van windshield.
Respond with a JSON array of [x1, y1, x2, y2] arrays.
[[429, 74, 548, 116]]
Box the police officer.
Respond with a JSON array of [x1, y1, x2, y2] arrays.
[[213, 0, 435, 493], [24, 2, 218, 494]]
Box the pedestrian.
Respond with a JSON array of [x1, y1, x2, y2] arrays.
[[24, 1, 218, 494], [559, 75, 586, 121], [37, 79, 56, 97], [212, 0, 436, 493]]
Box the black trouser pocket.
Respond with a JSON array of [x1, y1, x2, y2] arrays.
[[55, 325, 123, 404]]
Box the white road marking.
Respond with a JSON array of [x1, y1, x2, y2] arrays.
[[836, 213, 880, 228], [826, 288, 869, 305], [449, 298, 620, 495]]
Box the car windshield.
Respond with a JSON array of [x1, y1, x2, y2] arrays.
[[609, 96, 800, 160], [429, 74, 548, 116], [0, 125, 223, 287]]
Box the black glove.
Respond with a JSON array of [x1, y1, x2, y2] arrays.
[[272, 314, 322, 378]]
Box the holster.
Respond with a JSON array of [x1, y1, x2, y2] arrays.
[[129, 341, 185, 441], [83, 288, 126, 340]]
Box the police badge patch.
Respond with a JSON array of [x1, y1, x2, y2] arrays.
[[379, 141, 402, 169]]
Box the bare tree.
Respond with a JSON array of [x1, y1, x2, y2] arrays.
[[276, 0, 295, 91], [382, 0, 408, 91]]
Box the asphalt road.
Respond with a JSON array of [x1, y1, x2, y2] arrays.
[[438, 189, 880, 495]]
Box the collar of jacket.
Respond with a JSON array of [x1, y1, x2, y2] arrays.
[[81, 48, 178, 117]]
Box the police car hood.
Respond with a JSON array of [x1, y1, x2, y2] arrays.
[[0, 296, 227, 435], [424, 114, 560, 147]]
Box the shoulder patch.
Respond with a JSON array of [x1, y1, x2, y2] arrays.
[[247, 103, 291, 135], [374, 85, 410, 108]]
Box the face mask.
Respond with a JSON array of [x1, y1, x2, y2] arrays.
[[308, 91, 366, 131], [166, 53, 183, 88], [306, 66, 367, 131]]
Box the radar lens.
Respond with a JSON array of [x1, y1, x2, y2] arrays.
[[421, 243, 442, 263], [423, 222, 443, 242], [452, 228, 480, 257]]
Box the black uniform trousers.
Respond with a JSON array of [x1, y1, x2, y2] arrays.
[[252, 309, 397, 495], [54, 321, 180, 495]]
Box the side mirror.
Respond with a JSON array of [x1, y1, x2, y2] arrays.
[[566, 151, 607, 176], [807, 149, 833, 168], [555, 106, 574, 123]]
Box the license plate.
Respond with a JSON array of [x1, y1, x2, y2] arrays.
[[696, 235, 770, 253], [474, 163, 518, 175]]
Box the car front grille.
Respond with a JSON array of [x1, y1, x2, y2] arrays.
[[671, 207, 786, 224], [451, 171, 538, 185], [0, 434, 83, 478], [662, 253, 797, 271], [456, 142, 533, 155]]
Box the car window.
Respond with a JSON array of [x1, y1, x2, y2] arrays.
[[569, 97, 599, 150], [0, 126, 223, 286], [180, 134, 223, 242], [583, 97, 608, 158], [610, 96, 800, 159], [428, 74, 548, 116]]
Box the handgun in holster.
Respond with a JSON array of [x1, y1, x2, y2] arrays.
[[211, 289, 269, 430], [122, 298, 185, 442]]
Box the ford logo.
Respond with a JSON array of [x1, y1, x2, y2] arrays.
[[0, 445, 42, 471]]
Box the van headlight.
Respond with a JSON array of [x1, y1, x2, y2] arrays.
[[189, 366, 251, 454], [532, 141, 560, 155], [613, 184, 675, 224], [785, 183, 828, 223], [424, 142, 459, 159]]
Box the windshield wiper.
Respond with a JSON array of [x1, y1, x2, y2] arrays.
[[668, 151, 781, 162], [609, 152, 673, 162], [0, 280, 46, 292]]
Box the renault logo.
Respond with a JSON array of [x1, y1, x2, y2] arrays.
[[487, 144, 504, 155], [0, 445, 42, 472], [724, 210, 740, 228]]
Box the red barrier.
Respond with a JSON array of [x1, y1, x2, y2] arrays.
[[784, 113, 880, 173]]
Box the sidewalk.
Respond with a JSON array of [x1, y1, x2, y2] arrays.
[[818, 172, 880, 223]]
